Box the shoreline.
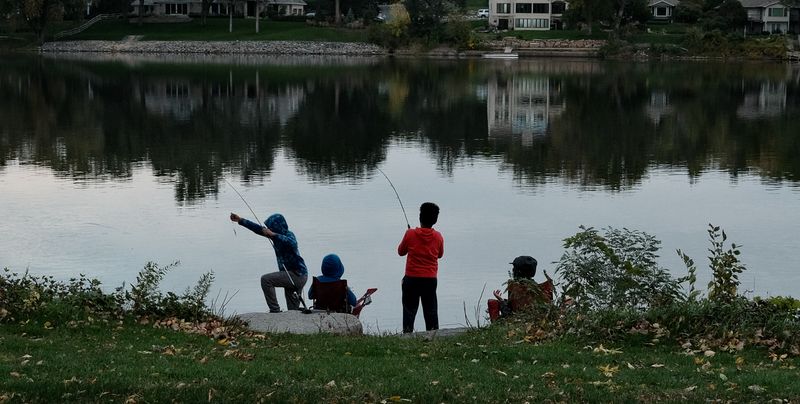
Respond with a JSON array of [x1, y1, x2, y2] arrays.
[[39, 38, 606, 58]]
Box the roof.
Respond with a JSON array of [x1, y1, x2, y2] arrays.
[[738, 0, 783, 8], [267, 0, 307, 5], [648, 0, 678, 6]]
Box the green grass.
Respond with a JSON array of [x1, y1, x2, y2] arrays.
[[68, 18, 369, 42], [1, 318, 799, 402]]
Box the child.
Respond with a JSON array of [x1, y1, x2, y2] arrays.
[[308, 254, 358, 312], [397, 202, 444, 333], [230, 212, 308, 313]]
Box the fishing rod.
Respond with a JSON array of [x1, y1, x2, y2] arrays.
[[376, 167, 411, 229], [224, 178, 311, 313]]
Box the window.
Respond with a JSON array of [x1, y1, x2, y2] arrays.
[[768, 7, 786, 17], [516, 3, 532, 13], [531, 3, 548, 13], [551, 1, 565, 13], [514, 18, 550, 28], [656, 7, 667, 16], [496, 3, 511, 13]]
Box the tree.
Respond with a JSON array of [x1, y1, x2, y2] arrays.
[[13, 0, 64, 43], [563, 0, 613, 34], [701, 0, 746, 31], [404, 0, 452, 39], [200, 0, 213, 25], [674, 0, 703, 23]]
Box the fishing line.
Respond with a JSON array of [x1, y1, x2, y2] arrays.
[[376, 167, 411, 229], [224, 178, 311, 312]]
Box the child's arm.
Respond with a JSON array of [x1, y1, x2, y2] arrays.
[[230, 213, 276, 238], [397, 229, 412, 256]]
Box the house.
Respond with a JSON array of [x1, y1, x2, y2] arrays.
[[740, 0, 792, 34], [130, 0, 306, 18], [648, 0, 678, 21], [487, 0, 568, 30]]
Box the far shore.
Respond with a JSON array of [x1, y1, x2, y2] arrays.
[[39, 38, 606, 58]]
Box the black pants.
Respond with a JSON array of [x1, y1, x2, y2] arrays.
[[402, 276, 438, 333]]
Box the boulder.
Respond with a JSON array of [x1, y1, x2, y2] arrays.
[[236, 311, 363, 335]]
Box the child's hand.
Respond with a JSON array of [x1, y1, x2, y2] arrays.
[[230, 213, 241, 222], [493, 289, 503, 300]]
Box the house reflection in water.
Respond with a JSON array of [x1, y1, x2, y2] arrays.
[[486, 73, 565, 145], [135, 71, 306, 126], [645, 91, 674, 125], [737, 80, 787, 119]]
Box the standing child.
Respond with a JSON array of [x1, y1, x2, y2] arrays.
[[397, 202, 444, 333], [230, 212, 308, 313]]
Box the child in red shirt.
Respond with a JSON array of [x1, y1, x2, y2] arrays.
[[398, 202, 444, 333]]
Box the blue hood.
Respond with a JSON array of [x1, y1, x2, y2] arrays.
[[320, 254, 344, 279], [265, 213, 289, 235]]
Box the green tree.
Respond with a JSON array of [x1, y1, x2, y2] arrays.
[[404, 0, 452, 40], [14, 0, 63, 43], [674, 0, 703, 23], [563, 0, 613, 35], [701, 0, 746, 31]]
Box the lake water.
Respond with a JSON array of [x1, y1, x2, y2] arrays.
[[1, 54, 799, 333]]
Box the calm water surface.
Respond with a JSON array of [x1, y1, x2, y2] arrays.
[[1, 54, 799, 332]]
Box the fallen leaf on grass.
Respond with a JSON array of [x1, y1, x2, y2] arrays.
[[626, 362, 635, 370], [9, 372, 21, 378], [684, 385, 698, 392], [430, 380, 439, 385], [494, 369, 508, 376], [650, 364, 665, 368], [541, 372, 555, 378], [719, 373, 728, 382], [176, 382, 187, 389], [325, 380, 336, 389], [593, 345, 623, 355], [735, 356, 745, 369], [704, 350, 716, 357], [63, 376, 80, 385], [598, 365, 619, 378], [208, 388, 216, 402], [223, 350, 254, 361], [419, 353, 429, 358], [748, 385, 765, 393]]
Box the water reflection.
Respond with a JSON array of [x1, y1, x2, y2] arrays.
[[2, 56, 799, 202]]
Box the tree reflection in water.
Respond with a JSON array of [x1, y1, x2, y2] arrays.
[[1, 56, 798, 204]]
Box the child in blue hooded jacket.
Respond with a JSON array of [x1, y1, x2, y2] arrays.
[[230, 212, 308, 313], [308, 254, 358, 311]]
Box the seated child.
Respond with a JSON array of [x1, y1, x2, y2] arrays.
[[308, 254, 357, 313], [489, 256, 553, 321]]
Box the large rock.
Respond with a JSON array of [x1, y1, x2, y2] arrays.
[[237, 311, 363, 335]]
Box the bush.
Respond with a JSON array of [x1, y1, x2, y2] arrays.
[[0, 262, 215, 324], [555, 226, 683, 311]]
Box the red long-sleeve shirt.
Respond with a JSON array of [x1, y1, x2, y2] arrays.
[[397, 227, 444, 278]]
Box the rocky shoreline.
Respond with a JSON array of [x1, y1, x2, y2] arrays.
[[40, 38, 609, 58], [41, 39, 387, 55]]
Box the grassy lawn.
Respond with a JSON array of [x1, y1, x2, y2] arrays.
[[1, 318, 798, 402], [68, 18, 369, 42]]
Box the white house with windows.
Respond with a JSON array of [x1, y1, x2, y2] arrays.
[[740, 0, 791, 34], [648, 0, 678, 20], [487, 0, 568, 30], [130, 0, 306, 18]]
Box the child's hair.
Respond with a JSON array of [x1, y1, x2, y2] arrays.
[[419, 202, 440, 227]]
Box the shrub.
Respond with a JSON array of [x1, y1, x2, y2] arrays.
[[678, 224, 745, 303], [0, 262, 215, 324], [555, 226, 683, 311]]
